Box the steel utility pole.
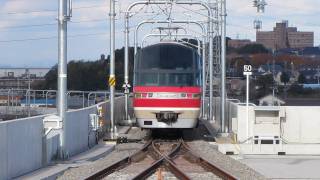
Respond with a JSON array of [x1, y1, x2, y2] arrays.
[[220, 0, 227, 133], [123, 10, 131, 123], [109, 0, 116, 138], [58, 0, 70, 159]]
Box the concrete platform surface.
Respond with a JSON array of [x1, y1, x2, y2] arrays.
[[239, 155, 320, 180], [17, 141, 115, 180]]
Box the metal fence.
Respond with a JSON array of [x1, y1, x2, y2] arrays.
[[0, 89, 124, 120]]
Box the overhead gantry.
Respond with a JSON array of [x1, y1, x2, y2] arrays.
[[122, 0, 217, 123]]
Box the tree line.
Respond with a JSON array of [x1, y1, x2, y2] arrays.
[[34, 47, 135, 91]]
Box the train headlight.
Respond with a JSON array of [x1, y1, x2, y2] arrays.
[[134, 93, 141, 98], [193, 94, 201, 99]]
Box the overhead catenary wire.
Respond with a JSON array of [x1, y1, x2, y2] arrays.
[[0, 18, 108, 31], [0, 4, 108, 15], [0, 32, 111, 43], [0, 21, 152, 44]]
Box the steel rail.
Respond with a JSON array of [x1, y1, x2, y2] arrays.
[[86, 139, 238, 180], [153, 139, 191, 180], [181, 141, 238, 180], [85, 140, 152, 180], [132, 139, 191, 180]]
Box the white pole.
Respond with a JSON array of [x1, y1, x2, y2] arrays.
[[58, 0, 69, 159], [124, 11, 130, 122], [109, 0, 116, 138], [244, 65, 252, 142], [220, 0, 227, 132], [246, 74, 249, 141]]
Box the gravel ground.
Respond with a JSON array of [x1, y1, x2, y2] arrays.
[[58, 126, 150, 180], [187, 141, 267, 180], [182, 120, 212, 141], [58, 123, 266, 180], [57, 143, 145, 180], [105, 168, 221, 180], [119, 127, 151, 140], [147, 172, 221, 180]]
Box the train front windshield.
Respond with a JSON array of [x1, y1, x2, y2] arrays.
[[134, 43, 201, 87]]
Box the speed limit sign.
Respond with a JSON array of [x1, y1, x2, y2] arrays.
[[243, 65, 252, 75]]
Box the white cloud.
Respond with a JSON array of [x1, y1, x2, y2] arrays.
[[1, 0, 320, 67], [0, 0, 56, 29]]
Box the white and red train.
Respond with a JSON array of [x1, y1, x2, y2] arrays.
[[133, 42, 201, 128]]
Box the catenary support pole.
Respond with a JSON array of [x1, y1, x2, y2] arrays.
[[220, 0, 227, 133], [123, 12, 131, 122], [58, 0, 69, 159], [208, 20, 214, 121], [202, 35, 207, 118], [109, 0, 116, 138]]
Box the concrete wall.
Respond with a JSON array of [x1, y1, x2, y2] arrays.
[[208, 98, 237, 132], [0, 116, 44, 179], [232, 104, 320, 144], [65, 106, 97, 157], [233, 105, 255, 142], [45, 130, 60, 164], [0, 96, 127, 179], [283, 106, 320, 143]]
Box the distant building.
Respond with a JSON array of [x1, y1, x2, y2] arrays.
[[256, 20, 314, 50], [0, 68, 50, 89], [300, 47, 320, 58], [0, 95, 21, 105], [299, 69, 320, 84], [0, 68, 50, 78], [257, 64, 283, 75], [228, 39, 253, 49]]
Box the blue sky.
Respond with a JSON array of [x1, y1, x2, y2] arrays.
[[0, 0, 319, 68]]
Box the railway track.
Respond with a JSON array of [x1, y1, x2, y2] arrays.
[[85, 139, 238, 180]]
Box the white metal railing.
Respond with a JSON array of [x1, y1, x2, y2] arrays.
[[0, 89, 125, 119]]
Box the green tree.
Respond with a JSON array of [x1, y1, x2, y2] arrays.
[[280, 72, 290, 85], [298, 74, 306, 84], [237, 44, 269, 54], [281, 71, 290, 98], [255, 74, 274, 98], [36, 47, 135, 91]]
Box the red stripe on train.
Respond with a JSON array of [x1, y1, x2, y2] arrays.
[[133, 99, 200, 108], [134, 86, 201, 93]]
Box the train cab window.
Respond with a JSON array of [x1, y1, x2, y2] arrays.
[[143, 73, 158, 86], [139, 44, 194, 70], [134, 43, 201, 87]]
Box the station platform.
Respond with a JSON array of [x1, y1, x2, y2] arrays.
[[17, 126, 131, 180], [239, 155, 320, 179]]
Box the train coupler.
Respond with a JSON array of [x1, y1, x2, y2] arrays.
[[155, 111, 179, 123]]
